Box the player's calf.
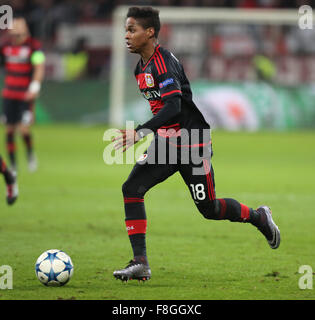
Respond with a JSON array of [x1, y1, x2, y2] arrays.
[[196, 197, 280, 249], [0, 157, 18, 205], [197, 198, 259, 223], [197, 199, 221, 220], [6, 130, 16, 170], [6, 170, 18, 205]]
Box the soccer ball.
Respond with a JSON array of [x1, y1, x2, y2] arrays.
[[35, 249, 74, 286]]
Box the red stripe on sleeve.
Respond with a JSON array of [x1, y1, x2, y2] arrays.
[[161, 90, 182, 98], [156, 49, 167, 73], [154, 54, 163, 75], [125, 219, 147, 236], [153, 57, 162, 75]]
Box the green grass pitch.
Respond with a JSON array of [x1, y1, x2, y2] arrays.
[[0, 124, 314, 300]]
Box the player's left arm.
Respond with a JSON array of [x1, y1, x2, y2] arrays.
[[24, 46, 45, 102], [114, 53, 183, 151]]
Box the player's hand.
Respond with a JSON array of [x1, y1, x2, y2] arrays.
[[24, 91, 38, 102], [112, 129, 140, 152]]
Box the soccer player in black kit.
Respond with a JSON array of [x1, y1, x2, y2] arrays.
[[0, 155, 18, 205], [113, 7, 280, 282]]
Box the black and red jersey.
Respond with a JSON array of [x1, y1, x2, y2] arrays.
[[1, 37, 42, 100], [134, 45, 209, 138]]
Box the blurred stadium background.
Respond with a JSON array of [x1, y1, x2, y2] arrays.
[[1, 0, 315, 301], [1, 0, 315, 130]]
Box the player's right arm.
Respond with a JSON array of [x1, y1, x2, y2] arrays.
[[135, 96, 181, 138]]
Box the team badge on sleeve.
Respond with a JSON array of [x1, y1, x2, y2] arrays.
[[145, 74, 154, 88], [159, 78, 174, 89]]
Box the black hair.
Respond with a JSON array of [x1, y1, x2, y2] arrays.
[[126, 7, 161, 38]]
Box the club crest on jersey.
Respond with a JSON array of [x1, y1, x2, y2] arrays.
[[145, 73, 154, 88], [137, 153, 148, 163]]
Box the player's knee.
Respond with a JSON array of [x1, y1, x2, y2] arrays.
[[122, 180, 132, 197], [122, 179, 146, 198], [6, 126, 15, 134], [197, 199, 220, 220], [19, 125, 30, 135]]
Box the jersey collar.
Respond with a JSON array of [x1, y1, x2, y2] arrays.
[[141, 44, 160, 71]]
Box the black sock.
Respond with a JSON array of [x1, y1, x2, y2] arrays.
[[217, 198, 260, 225], [22, 133, 33, 157], [129, 234, 147, 257], [134, 254, 149, 266], [6, 132, 16, 168], [249, 209, 261, 227], [0, 156, 14, 184], [123, 196, 148, 259]]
